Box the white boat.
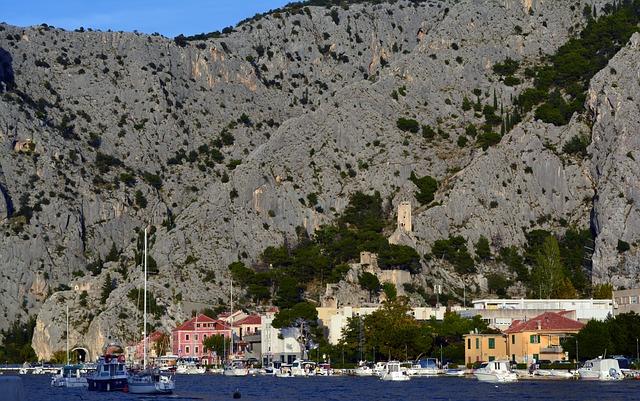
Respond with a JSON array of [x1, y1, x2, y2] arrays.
[[577, 358, 623, 381], [380, 361, 410, 381], [275, 364, 294, 378], [445, 369, 466, 377], [406, 358, 442, 376], [473, 361, 518, 383], [372, 361, 387, 377], [128, 370, 174, 394], [291, 359, 316, 377], [354, 362, 375, 377], [126, 228, 175, 394], [86, 349, 129, 392], [50, 365, 88, 388], [176, 363, 206, 375], [223, 360, 249, 376]]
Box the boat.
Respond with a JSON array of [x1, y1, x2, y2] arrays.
[[223, 359, 249, 376], [406, 358, 442, 376], [128, 370, 174, 394], [380, 361, 410, 381], [156, 354, 178, 373], [50, 365, 88, 388], [473, 360, 518, 383], [176, 357, 206, 374], [86, 348, 129, 392], [317, 363, 333, 376], [444, 368, 466, 377], [354, 362, 375, 377], [372, 361, 387, 377], [275, 364, 294, 377], [291, 359, 316, 376], [577, 357, 623, 381], [126, 227, 175, 394]]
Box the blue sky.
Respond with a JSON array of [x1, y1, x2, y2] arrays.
[[2, 0, 292, 38]]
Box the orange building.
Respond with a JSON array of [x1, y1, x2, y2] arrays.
[[464, 311, 584, 365]]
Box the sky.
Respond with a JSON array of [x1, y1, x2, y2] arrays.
[[2, 0, 292, 38]]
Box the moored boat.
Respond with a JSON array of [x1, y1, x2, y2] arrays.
[[86, 350, 128, 392], [50, 364, 88, 388], [473, 360, 518, 383], [577, 358, 623, 381], [127, 370, 174, 394], [380, 361, 410, 381]]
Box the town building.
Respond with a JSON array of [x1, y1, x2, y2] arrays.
[[613, 288, 640, 315], [459, 308, 577, 331], [463, 311, 584, 365], [133, 330, 170, 364], [471, 298, 612, 322], [260, 308, 303, 365], [317, 305, 455, 345], [233, 314, 262, 358], [171, 314, 231, 361]]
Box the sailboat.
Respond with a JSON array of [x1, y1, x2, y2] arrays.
[[223, 278, 248, 377], [127, 227, 175, 394], [50, 305, 89, 388]]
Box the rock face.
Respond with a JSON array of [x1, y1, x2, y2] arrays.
[[0, 0, 636, 359], [588, 33, 640, 288]]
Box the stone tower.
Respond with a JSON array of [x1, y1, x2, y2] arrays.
[[397, 201, 412, 232]]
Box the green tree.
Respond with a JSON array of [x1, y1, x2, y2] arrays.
[[409, 172, 438, 205], [0, 317, 38, 363], [203, 334, 230, 357], [530, 236, 566, 298], [593, 283, 613, 299], [381, 282, 397, 301], [358, 272, 381, 302], [100, 273, 114, 303], [475, 236, 491, 261], [396, 118, 420, 133]]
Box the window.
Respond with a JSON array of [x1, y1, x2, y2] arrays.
[[475, 338, 479, 349], [631, 296, 638, 304], [530, 335, 540, 344], [467, 339, 471, 349], [197, 323, 200, 328], [186, 334, 190, 341], [488, 338, 495, 349], [488, 356, 495, 361], [512, 354, 516, 362], [511, 335, 515, 345], [203, 334, 207, 340], [185, 346, 190, 354], [533, 354, 539, 362], [195, 334, 199, 341], [195, 347, 199, 354]]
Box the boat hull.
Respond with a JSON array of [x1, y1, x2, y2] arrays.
[[127, 382, 174, 394], [474, 372, 518, 383], [87, 378, 128, 392]]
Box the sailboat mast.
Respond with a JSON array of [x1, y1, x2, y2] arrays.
[[66, 304, 69, 365], [143, 227, 148, 370]]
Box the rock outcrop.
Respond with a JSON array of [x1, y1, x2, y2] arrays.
[[0, 0, 637, 358]]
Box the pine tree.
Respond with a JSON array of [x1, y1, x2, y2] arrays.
[[100, 273, 114, 303], [493, 89, 498, 109]]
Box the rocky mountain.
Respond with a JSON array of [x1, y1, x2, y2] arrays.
[[0, 0, 638, 360]]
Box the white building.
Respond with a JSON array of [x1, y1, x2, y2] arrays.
[[260, 309, 303, 365], [471, 298, 613, 323], [317, 305, 455, 345]]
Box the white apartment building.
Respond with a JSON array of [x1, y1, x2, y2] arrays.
[[471, 298, 613, 323]]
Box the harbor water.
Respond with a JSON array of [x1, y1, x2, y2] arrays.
[[17, 374, 640, 401]]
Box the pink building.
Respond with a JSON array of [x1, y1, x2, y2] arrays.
[[171, 314, 231, 359], [133, 330, 168, 363]]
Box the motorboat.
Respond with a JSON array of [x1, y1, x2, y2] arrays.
[[317, 363, 333, 376], [127, 369, 175, 394], [223, 359, 249, 376], [380, 361, 410, 381], [473, 361, 518, 383], [444, 368, 466, 377], [275, 364, 294, 377], [176, 357, 206, 374], [372, 361, 387, 377], [291, 359, 316, 377], [577, 358, 623, 381], [156, 354, 178, 373], [354, 363, 375, 377], [50, 364, 88, 388], [406, 358, 442, 376], [86, 349, 129, 392]]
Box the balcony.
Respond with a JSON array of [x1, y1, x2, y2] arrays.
[[540, 346, 563, 354]]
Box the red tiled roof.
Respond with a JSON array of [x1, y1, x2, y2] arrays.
[[233, 315, 261, 326], [174, 314, 229, 331], [505, 312, 584, 334]]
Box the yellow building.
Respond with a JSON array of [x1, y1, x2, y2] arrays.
[[464, 312, 584, 365]]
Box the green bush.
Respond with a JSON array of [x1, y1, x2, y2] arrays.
[[396, 118, 420, 133], [493, 57, 519, 76], [476, 131, 501, 150], [562, 134, 590, 157], [409, 172, 438, 205]]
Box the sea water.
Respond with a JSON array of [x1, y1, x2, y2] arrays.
[[17, 374, 639, 401]]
